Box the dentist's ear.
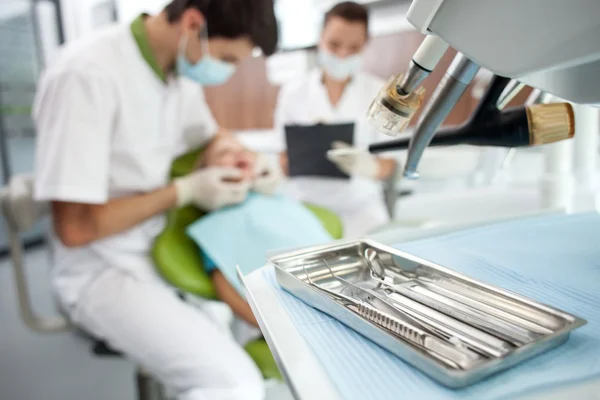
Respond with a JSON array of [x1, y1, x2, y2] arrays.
[[180, 7, 206, 35]]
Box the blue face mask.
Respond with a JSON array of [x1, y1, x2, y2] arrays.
[[176, 35, 236, 86], [318, 48, 362, 81]]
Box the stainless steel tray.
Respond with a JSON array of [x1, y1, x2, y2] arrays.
[[272, 239, 586, 388]]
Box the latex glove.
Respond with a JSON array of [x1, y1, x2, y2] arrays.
[[174, 167, 250, 211], [251, 153, 282, 195], [327, 141, 379, 179]]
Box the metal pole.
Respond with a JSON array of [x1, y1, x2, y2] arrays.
[[51, 0, 65, 44], [0, 81, 13, 185], [111, 0, 119, 22]]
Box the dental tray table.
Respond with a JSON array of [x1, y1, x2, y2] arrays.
[[272, 239, 586, 389]]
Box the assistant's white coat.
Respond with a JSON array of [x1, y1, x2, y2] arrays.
[[275, 69, 391, 237]]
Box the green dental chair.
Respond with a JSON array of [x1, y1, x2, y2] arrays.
[[151, 148, 343, 380]]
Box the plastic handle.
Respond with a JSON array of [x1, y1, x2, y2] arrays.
[[413, 35, 449, 72]]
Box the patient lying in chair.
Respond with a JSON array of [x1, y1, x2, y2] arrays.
[[187, 136, 333, 327]]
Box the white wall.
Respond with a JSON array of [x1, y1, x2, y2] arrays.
[[59, 0, 117, 40], [276, 0, 415, 50], [275, 0, 321, 50], [368, 1, 415, 37], [116, 0, 169, 23], [109, 0, 414, 49]]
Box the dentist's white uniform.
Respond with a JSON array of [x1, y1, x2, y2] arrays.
[[33, 19, 263, 400], [275, 69, 390, 238]]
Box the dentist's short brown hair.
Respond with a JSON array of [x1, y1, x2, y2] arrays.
[[164, 0, 278, 56], [324, 2, 369, 36]]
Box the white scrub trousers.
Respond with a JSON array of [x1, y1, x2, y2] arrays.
[[71, 268, 265, 400]]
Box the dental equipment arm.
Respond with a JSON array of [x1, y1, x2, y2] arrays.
[[367, 35, 448, 136], [368, 76, 575, 154], [369, 103, 574, 153], [403, 53, 479, 179], [366, 0, 600, 180], [398, 35, 449, 95]]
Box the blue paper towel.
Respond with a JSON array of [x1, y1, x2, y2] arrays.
[[187, 193, 332, 294], [264, 212, 600, 399]]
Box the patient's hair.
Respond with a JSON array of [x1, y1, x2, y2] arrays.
[[164, 0, 278, 56], [324, 2, 369, 35]]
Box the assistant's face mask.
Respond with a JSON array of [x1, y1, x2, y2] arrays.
[[318, 48, 362, 81], [177, 31, 236, 86]]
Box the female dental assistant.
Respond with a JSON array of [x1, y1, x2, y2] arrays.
[[275, 1, 397, 238], [33, 1, 279, 399]]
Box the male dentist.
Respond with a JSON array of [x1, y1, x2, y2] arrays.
[[33, 0, 279, 399]]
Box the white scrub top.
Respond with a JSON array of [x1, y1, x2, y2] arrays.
[[275, 69, 391, 237], [33, 17, 217, 308]]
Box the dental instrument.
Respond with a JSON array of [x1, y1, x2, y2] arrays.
[[273, 240, 586, 387], [302, 263, 484, 370], [366, 76, 575, 154]]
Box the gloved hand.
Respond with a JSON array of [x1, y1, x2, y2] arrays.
[[251, 153, 282, 195], [174, 167, 250, 211], [326, 141, 380, 179]]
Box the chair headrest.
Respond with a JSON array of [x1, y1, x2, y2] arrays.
[[0, 175, 49, 232]]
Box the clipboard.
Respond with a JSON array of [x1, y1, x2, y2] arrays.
[[285, 123, 354, 179]]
